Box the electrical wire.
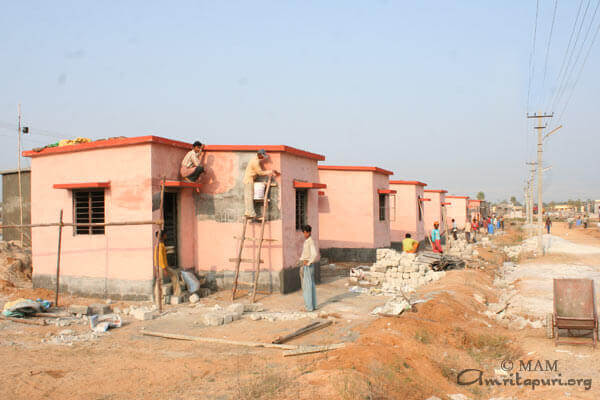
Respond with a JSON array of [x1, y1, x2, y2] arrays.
[[527, 0, 541, 113], [549, 0, 593, 111], [540, 0, 559, 107]]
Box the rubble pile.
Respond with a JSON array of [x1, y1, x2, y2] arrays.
[[350, 249, 447, 295], [0, 241, 32, 288], [445, 237, 479, 259]]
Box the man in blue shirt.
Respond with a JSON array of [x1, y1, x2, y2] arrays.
[[431, 222, 443, 253]]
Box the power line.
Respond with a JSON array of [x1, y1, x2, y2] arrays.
[[527, 0, 541, 113], [546, 0, 585, 111], [556, 11, 600, 124], [550, 0, 593, 111], [540, 0, 559, 107]]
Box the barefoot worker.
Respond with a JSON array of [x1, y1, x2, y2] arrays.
[[180, 141, 205, 182]]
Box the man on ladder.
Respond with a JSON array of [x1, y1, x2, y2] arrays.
[[243, 149, 279, 219]]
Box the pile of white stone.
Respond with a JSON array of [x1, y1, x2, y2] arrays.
[[445, 237, 479, 259], [368, 249, 446, 294]]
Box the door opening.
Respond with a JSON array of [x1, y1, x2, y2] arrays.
[[163, 192, 178, 267]]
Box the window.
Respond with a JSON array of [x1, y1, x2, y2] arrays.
[[379, 194, 386, 221], [295, 189, 307, 230], [73, 190, 105, 235]]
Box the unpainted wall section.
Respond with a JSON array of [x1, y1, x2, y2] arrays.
[[30, 144, 154, 299], [318, 170, 376, 248], [1, 171, 31, 245], [371, 173, 391, 248], [446, 198, 468, 229]]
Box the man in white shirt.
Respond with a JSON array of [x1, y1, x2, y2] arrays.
[[299, 224, 318, 311], [180, 141, 205, 182]]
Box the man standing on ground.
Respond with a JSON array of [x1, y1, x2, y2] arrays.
[[464, 218, 472, 243], [471, 218, 479, 243], [431, 222, 443, 253], [180, 141, 205, 182], [299, 225, 318, 312], [402, 233, 419, 253], [545, 216, 552, 234], [243, 149, 279, 219], [451, 219, 458, 240]]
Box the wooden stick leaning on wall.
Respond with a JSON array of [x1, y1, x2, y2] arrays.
[[251, 174, 273, 303], [157, 178, 166, 312], [55, 210, 64, 307]]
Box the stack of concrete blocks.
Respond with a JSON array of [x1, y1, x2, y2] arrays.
[[202, 303, 264, 327], [368, 249, 446, 294], [445, 238, 476, 259], [162, 282, 212, 305]]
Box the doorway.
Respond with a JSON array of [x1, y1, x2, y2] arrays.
[[163, 192, 178, 267]]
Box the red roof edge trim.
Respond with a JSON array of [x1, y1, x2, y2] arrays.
[[318, 165, 394, 175], [442, 202, 451, 205], [424, 189, 448, 193], [165, 181, 203, 189], [446, 195, 470, 199], [293, 180, 327, 189], [389, 180, 427, 186], [53, 181, 111, 189], [419, 198, 432, 202], [377, 189, 397, 194]]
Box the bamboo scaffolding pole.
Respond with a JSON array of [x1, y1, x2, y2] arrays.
[[55, 210, 64, 307]]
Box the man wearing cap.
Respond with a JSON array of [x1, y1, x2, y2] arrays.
[[243, 149, 279, 219], [431, 221, 443, 253], [180, 141, 205, 182]]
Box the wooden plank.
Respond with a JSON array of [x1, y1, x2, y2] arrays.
[[231, 218, 249, 301], [273, 320, 332, 344], [0, 315, 47, 326], [55, 210, 64, 307], [282, 343, 345, 357], [229, 258, 264, 264], [142, 331, 298, 350], [252, 175, 273, 303]]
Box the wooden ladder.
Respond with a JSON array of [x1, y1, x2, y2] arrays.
[[231, 175, 276, 302]]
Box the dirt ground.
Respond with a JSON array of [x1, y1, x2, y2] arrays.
[[1, 222, 599, 399]]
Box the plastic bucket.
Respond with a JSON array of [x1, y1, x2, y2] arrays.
[[253, 182, 266, 200]]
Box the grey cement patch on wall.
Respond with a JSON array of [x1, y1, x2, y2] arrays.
[[320, 248, 378, 263], [196, 153, 281, 222], [2, 170, 31, 245], [33, 274, 153, 301]]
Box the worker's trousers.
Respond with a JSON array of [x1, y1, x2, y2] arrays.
[[465, 232, 471, 243], [302, 263, 317, 312], [432, 239, 443, 253], [244, 182, 256, 218]]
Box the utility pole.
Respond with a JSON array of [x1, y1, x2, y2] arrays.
[[17, 104, 23, 245], [527, 112, 553, 254], [526, 162, 536, 226]]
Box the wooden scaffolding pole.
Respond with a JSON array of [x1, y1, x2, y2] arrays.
[[54, 210, 64, 307]]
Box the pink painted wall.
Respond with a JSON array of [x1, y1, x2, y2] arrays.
[[318, 170, 390, 248], [30, 144, 154, 286], [423, 191, 446, 235], [446, 197, 469, 228], [389, 183, 425, 242]]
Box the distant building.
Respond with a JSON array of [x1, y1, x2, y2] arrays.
[[1, 168, 31, 245]]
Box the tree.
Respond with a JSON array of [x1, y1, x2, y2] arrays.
[[476, 192, 485, 201], [510, 196, 517, 205]]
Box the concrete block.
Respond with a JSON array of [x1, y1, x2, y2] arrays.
[[89, 303, 112, 315], [170, 294, 188, 305], [162, 295, 171, 304], [189, 293, 200, 303], [69, 305, 90, 315], [203, 313, 224, 326], [243, 303, 265, 313], [227, 303, 244, 318], [223, 313, 234, 324], [162, 283, 174, 296], [132, 309, 157, 321]]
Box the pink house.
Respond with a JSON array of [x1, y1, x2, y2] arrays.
[[423, 189, 447, 234], [445, 195, 470, 229], [388, 180, 427, 244], [24, 136, 326, 299], [317, 166, 393, 262]]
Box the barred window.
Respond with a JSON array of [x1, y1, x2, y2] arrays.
[[73, 190, 105, 235], [379, 194, 386, 221], [295, 190, 307, 230]]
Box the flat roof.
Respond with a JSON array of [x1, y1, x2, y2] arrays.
[[446, 195, 470, 199], [424, 189, 447, 193], [389, 180, 427, 187], [0, 168, 31, 175], [22, 135, 325, 161], [318, 165, 394, 175]]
